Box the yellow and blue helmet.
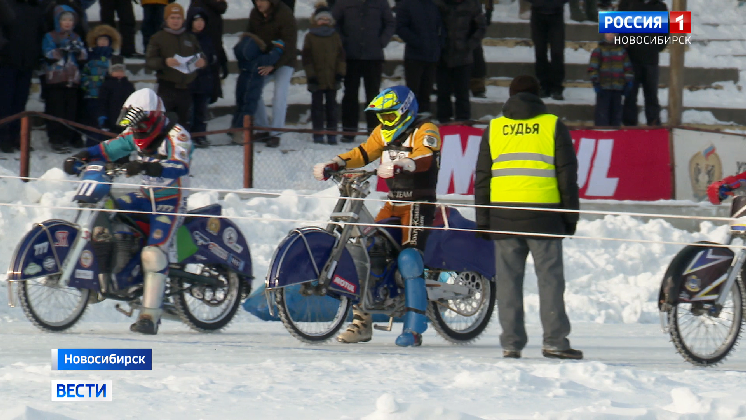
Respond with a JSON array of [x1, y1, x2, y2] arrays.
[[366, 86, 418, 144]]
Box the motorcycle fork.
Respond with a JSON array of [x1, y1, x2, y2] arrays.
[[713, 246, 746, 315], [318, 194, 368, 290], [60, 206, 101, 287]]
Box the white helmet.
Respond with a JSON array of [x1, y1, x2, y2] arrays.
[[117, 88, 167, 150]]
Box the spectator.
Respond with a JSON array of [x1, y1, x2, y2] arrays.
[[435, 0, 486, 122], [188, 0, 229, 103], [247, 0, 297, 148], [588, 33, 633, 126], [396, 0, 442, 116], [470, 0, 492, 98], [333, 0, 394, 142], [0, 0, 45, 154], [0, 0, 14, 49], [97, 56, 135, 133], [303, 1, 345, 145], [474, 75, 582, 360], [99, 0, 136, 57], [42, 5, 87, 153], [81, 24, 120, 145], [569, 0, 598, 22], [145, 3, 206, 130], [140, 0, 167, 53], [618, 0, 667, 126], [42, 0, 87, 38], [186, 8, 217, 148], [231, 35, 285, 145], [528, 0, 568, 100], [280, 0, 294, 11]]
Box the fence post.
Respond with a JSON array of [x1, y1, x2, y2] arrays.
[[20, 115, 30, 182], [243, 115, 253, 188]]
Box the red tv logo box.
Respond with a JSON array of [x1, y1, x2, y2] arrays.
[[670, 11, 691, 34]]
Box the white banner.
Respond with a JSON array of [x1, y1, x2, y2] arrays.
[[673, 129, 746, 201]]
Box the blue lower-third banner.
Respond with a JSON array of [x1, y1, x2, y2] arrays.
[[52, 349, 152, 370]]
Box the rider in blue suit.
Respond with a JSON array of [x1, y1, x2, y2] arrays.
[[63, 88, 194, 335]]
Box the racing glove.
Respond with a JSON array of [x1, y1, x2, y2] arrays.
[[124, 160, 164, 177], [63, 150, 90, 175], [313, 157, 345, 181], [377, 159, 415, 179]]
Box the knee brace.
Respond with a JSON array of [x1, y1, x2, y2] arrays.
[[141, 246, 168, 274], [397, 248, 424, 280]]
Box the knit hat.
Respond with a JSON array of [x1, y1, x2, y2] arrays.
[[313, 1, 333, 23], [164, 3, 185, 20], [109, 55, 126, 74], [509, 75, 540, 97]]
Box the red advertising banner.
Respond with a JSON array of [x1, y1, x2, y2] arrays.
[[377, 125, 672, 201]]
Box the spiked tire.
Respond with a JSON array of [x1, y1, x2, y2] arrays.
[[275, 287, 352, 344], [427, 271, 496, 344], [668, 275, 746, 366], [171, 267, 243, 332], [18, 277, 90, 332]]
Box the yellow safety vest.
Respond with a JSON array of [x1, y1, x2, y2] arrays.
[[488, 114, 561, 204]]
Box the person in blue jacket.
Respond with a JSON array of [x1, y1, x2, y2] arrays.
[[62, 88, 194, 335], [230, 33, 285, 145]]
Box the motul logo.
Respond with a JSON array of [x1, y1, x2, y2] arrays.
[[575, 138, 619, 197], [332, 276, 356, 294]]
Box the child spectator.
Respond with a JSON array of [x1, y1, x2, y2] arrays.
[[231, 34, 285, 146], [588, 33, 634, 127], [186, 8, 217, 148], [42, 5, 87, 153], [81, 24, 120, 145], [145, 3, 206, 130], [97, 56, 135, 133], [302, 1, 345, 145]]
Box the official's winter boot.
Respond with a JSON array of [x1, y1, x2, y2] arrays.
[[542, 348, 584, 360], [336, 306, 372, 343], [395, 248, 428, 348], [129, 308, 162, 335], [503, 350, 521, 359]]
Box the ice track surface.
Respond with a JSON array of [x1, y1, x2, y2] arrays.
[[1, 320, 746, 420]]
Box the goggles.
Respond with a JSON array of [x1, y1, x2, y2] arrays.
[[376, 110, 402, 126], [117, 106, 148, 130]]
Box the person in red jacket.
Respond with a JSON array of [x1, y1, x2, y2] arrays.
[[708, 173, 746, 204]]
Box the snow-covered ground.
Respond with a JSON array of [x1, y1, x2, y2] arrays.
[[0, 169, 745, 418]]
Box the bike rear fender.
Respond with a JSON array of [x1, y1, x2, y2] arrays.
[[266, 227, 360, 298], [7, 220, 79, 282], [659, 241, 734, 310]]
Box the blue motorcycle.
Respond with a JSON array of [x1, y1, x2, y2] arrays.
[[264, 170, 497, 344], [6, 163, 253, 332]]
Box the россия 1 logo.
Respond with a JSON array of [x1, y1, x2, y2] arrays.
[[599, 11, 692, 34]]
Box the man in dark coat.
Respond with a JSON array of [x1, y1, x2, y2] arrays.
[[333, 0, 395, 142], [247, 0, 297, 147], [0, 0, 45, 153], [99, 0, 137, 56], [188, 0, 228, 102], [396, 0, 443, 116], [187, 7, 218, 148], [527, 0, 568, 100], [618, 0, 668, 126], [97, 57, 135, 133], [475, 75, 582, 360], [435, 0, 486, 122]]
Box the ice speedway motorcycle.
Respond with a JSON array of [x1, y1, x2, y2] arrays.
[[6, 163, 253, 332], [264, 169, 497, 344], [659, 191, 746, 366]]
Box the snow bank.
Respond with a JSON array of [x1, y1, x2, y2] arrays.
[[0, 169, 733, 327]]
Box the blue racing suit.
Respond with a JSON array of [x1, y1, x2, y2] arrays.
[[85, 124, 194, 256]]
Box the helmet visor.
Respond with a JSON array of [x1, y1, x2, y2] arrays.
[[377, 110, 401, 126], [117, 106, 147, 129]]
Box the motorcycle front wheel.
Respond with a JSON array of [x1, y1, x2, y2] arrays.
[[18, 276, 90, 332], [428, 271, 496, 344], [669, 276, 745, 366], [275, 284, 352, 344]]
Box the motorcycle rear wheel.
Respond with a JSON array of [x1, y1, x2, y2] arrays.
[[275, 285, 352, 344], [18, 276, 90, 332], [669, 276, 745, 366], [171, 265, 244, 332], [428, 271, 496, 344]]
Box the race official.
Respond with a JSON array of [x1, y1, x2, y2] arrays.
[[474, 75, 582, 360]]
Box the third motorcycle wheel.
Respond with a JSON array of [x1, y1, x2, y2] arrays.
[[668, 275, 746, 366], [275, 284, 352, 344], [428, 271, 496, 344]]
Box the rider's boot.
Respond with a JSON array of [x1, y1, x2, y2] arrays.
[[395, 248, 428, 347], [130, 246, 167, 335], [336, 305, 373, 343]]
